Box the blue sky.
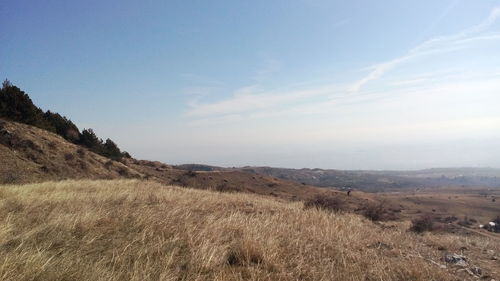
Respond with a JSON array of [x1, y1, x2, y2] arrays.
[[1, 0, 500, 169]]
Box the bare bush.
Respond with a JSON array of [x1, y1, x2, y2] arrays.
[[410, 215, 434, 233], [304, 194, 345, 212], [1, 173, 21, 184], [362, 203, 386, 221], [79, 161, 88, 170], [48, 141, 57, 150], [64, 153, 75, 161], [214, 183, 239, 193], [117, 166, 129, 176], [104, 160, 113, 169], [76, 148, 86, 158]]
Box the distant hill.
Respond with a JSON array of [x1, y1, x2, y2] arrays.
[[372, 167, 500, 178], [3, 80, 499, 194], [175, 164, 500, 192], [1, 118, 374, 211], [236, 166, 500, 191]]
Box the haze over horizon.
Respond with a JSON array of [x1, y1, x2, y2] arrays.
[[2, 0, 500, 170]]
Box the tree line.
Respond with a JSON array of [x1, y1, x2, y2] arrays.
[[0, 79, 131, 160]]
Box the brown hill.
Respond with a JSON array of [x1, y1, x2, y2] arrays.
[[0, 119, 142, 184], [123, 158, 389, 217], [0, 119, 386, 217], [2, 118, 499, 242]]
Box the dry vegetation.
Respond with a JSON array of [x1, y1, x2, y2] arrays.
[[2, 180, 499, 281], [380, 188, 500, 224], [0, 119, 141, 184]]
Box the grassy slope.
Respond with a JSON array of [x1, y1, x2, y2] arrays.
[[0, 119, 142, 184], [0, 119, 357, 202], [1, 180, 499, 281]]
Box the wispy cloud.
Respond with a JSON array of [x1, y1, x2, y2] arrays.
[[348, 6, 500, 93], [186, 83, 342, 118], [184, 7, 500, 123]]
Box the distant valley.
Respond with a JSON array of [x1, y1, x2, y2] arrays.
[[177, 164, 500, 192]]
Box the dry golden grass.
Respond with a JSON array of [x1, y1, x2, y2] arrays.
[[0, 179, 496, 281]]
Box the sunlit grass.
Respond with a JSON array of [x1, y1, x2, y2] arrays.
[[0, 179, 474, 280]]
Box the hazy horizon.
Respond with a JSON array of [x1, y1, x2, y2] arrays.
[[2, 1, 500, 170]]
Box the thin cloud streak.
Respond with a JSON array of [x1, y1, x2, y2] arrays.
[[348, 6, 500, 93], [186, 83, 344, 118], [185, 7, 500, 121]]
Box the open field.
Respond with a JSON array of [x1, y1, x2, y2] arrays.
[[379, 187, 500, 228], [1, 179, 500, 281]]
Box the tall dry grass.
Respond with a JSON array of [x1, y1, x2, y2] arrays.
[[0, 179, 459, 280]]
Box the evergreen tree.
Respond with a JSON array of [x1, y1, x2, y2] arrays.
[[1, 80, 132, 160], [44, 111, 81, 142], [102, 138, 122, 160]]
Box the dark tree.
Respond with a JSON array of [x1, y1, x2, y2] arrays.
[[1, 80, 132, 160], [102, 138, 123, 160], [80, 129, 104, 152], [44, 111, 81, 142], [0, 80, 52, 130]]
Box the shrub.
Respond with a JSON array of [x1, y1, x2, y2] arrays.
[[1, 173, 21, 184], [104, 160, 113, 169], [362, 203, 386, 221], [64, 153, 75, 161], [79, 161, 88, 170], [304, 194, 345, 212], [76, 148, 86, 158], [48, 141, 57, 150], [214, 183, 238, 193], [117, 167, 129, 176], [410, 215, 434, 233], [21, 139, 42, 152]]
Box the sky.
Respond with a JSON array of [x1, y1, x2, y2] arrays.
[[1, 0, 500, 170]]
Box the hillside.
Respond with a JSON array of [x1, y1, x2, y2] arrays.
[[0, 119, 294, 193], [0, 119, 379, 216], [3, 118, 500, 230], [2, 179, 499, 280], [0, 81, 130, 161], [0, 119, 142, 184]]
